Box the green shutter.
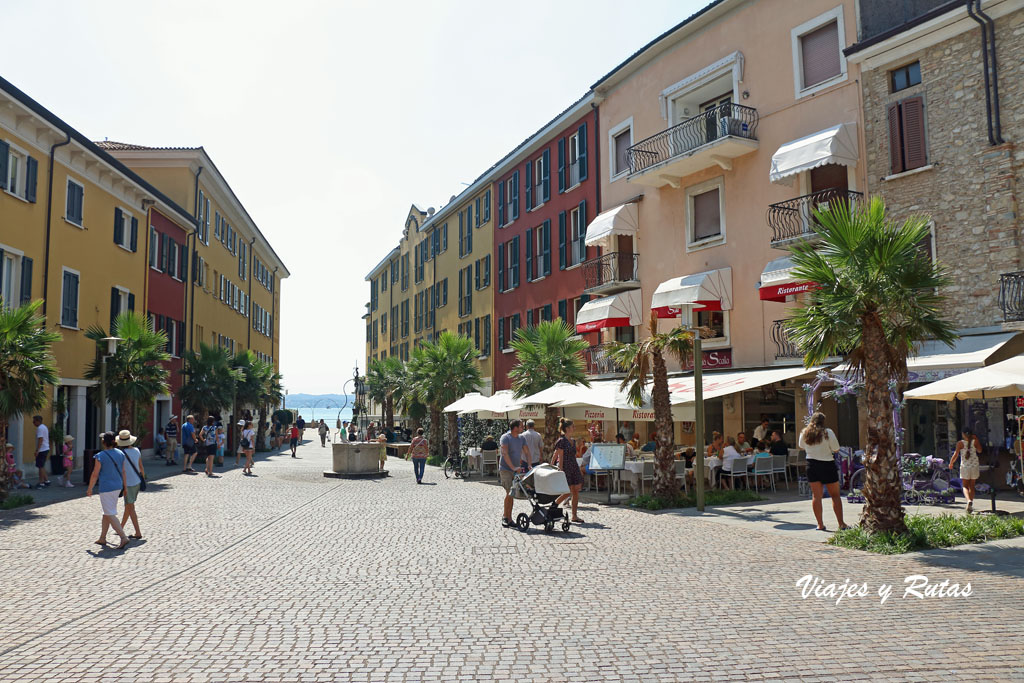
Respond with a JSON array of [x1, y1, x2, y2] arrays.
[[25, 156, 38, 202], [525, 228, 533, 282], [558, 212, 567, 270], [19, 257, 32, 306], [0, 141, 8, 190], [130, 217, 139, 252], [578, 122, 588, 181], [525, 161, 533, 211], [557, 138, 566, 192], [113, 208, 124, 246]]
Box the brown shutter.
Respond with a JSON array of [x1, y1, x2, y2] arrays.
[[800, 21, 841, 88], [900, 96, 927, 171], [887, 103, 904, 175]]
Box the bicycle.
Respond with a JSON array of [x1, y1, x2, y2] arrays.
[[443, 452, 472, 480]]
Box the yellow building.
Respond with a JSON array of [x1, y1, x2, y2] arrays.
[[97, 145, 289, 370], [365, 179, 497, 415], [0, 75, 195, 466]]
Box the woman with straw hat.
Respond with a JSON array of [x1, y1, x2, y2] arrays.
[[116, 429, 146, 540], [86, 432, 130, 550]]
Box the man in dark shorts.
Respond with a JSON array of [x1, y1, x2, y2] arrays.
[[181, 415, 198, 473], [289, 424, 300, 457], [499, 420, 530, 528], [33, 415, 51, 488]]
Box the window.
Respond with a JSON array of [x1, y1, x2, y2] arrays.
[[60, 269, 79, 328], [792, 7, 846, 97], [481, 315, 491, 356], [687, 179, 725, 248], [203, 198, 211, 244], [562, 204, 587, 267], [609, 119, 633, 178], [887, 96, 928, 175], [483, 189, 491, 223], [65, 178, 84, 226], [149, 227, 159, 268], [0, 249, 31, 309], [505, 177, 515, 225], [178, 243, 188, 281], [110, 286, 134, 329], [891, 61, 921, 93], [112, 208, 138, 251], [526, 151, 550, 210], [561, 123, 588, 190], [1, 142, 36, 202], [695, 309, 728, 346], [167, 238, 178, 276]]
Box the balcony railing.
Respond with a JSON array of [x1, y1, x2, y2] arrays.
[[582, 252, 639, 294], [627, 103, 759, 175], [583, 343, 624, 376], [767, 188, 863, 245], [770, 320, 802, 360], [999, 271, 1024, 322]]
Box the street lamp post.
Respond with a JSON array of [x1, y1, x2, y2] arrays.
[[98, 336, 122, 433], [691, 333, 706, 512]]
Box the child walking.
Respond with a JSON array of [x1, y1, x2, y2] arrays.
[[61, 435, 75, 487], [216, 427, 226, 467]]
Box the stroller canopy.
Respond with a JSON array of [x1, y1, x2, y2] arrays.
[[524, 463, 570, 496]]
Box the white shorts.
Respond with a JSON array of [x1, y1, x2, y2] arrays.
[[99, 490, 119, 516]]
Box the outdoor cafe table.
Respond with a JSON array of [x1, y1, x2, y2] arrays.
[[466, 447, 483, 474]]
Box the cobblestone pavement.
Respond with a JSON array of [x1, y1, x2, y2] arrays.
[[1, 435, 1022, 682]]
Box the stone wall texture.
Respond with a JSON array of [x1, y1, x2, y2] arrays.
[[863, 9, 1024, 330]]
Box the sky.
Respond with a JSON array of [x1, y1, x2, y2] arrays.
[[4, 0, 706, 394]]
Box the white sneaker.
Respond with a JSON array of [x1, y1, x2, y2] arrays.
[[65, 482, 75, 488]]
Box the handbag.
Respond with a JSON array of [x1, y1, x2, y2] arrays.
[[124, 452, 147, 492], [103, 451, 126, 498]]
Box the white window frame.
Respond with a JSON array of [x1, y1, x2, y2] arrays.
[[532, 154, 545, 209], [115, 207, 133, 251], [5, 143, 28, 201], [149, 227, 161, 270], [168, 239, 179, 280], [693, 308, 730, 349], [113, 285, 130, 318], [65, 177, 85, 228], [568, 132, 581, 189], [504, 180, 514, 226], [608, 117, 634, 181], [685, 177, 726, 252], [0, 243, 25, 310], [791, 5, 848, 99], [59, 266, 81, 329], [569, 206, 583, 267]]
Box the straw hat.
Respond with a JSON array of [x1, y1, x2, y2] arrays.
[[64, 435, 74, 443], [115, 429, 137, 447]]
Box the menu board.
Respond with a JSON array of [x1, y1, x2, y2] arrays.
[[587, 443, 626, 471]]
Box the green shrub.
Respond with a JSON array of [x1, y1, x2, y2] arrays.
[[426, 454, 445, 467], [1, 494, 34, 510], [630, 489, 763, 510], [829, 514, 1024, 554]]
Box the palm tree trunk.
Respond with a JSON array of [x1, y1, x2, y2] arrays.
[[651, 349, 677, 499], [429, 405, 442, 460], [257, 406, 268, 450], [386, 395, 394, 430], [543, 406, 560, 461], [118, 400, 132, 431], [447, 412, 459, 465], [859, 312, 906, 534], [0, 417, 9, 500]]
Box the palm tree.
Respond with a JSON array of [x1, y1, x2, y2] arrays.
[[85, 312, 170, 432], [607, 313, 695, 499], [508, 319, 590, 454], [0, 300, 61, 499], [255, 364, 283, 451], [787, 198, 955, 534], [366, 356, 405, 429], [178, 342, 239, 425], [407, 332, 481, 461]]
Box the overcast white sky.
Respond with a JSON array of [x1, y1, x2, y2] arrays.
[[4, 0, 705, 394]]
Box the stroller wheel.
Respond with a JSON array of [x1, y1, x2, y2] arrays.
[[544, 520, 555, 532], [516, 513, 530, 531], [561, 520, 571, 532]]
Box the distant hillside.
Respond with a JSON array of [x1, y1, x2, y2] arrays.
[[286, 393, 355, 407]]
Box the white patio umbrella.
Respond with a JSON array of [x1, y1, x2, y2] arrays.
[[903, 356, 1024, 401], [460, 390, 527, 419], [443, 392, 488, 413]]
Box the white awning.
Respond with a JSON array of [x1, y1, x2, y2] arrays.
[[551, 379, 695, 422], [667, 366, 823, 404], [758, 255, 816, 302], [443, 392, 487, 413], [458, 390, 526, 418], [584, 202, 639, 246], [651, 267, 732, 318], [905, 356, 1024, 401], [770, 122, 859, 185], [575, 290, 642, 333]]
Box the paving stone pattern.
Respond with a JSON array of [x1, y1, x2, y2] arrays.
[[0, 435, 1022, 682]]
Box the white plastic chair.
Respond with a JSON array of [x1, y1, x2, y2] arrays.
[[481, 449, 499, 477], [721, 457, 748, 490], [772, 454, 790, 490], [674, 460, 689, 495], [752, 456, 774, 492], [640, 460, 655, 495]]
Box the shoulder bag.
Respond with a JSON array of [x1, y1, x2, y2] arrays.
[[124, 452, 147, 492]]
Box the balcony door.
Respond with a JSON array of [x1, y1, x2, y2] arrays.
[[808, 163, 850, 227], [700, 94, 732, 145]]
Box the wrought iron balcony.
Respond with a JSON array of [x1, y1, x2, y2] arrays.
[[626, 103, 759, 187], [583, 343, 624, 377], [582, 252, 639, 295], [767, 188, 863, 246], [999, 271, 1024, 322], [770, 320, 802, 360]]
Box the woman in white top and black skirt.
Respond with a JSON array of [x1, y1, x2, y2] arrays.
[[798, 412, 849, 532]]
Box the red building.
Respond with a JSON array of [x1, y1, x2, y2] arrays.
[[493, 96, 601, 390], [141, 207, 191, 452]]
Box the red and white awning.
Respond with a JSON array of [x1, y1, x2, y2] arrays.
[[758, 255, 816, 302], [575, 290, 642, 333], [651, 267, 732, 318]]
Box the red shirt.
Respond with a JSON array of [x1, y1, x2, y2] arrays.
[[290, 427, 299, 439]]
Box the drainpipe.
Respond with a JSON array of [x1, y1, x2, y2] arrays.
[[41, 132, 72, 323], [975, 0, 1004, 143], [187, 167, 203, 354], [246, 237, 255, 349], [966, 1, 997, 145], [271, 266, 279, 363]]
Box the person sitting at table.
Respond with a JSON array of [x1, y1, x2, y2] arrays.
[[706, 432, 723, 458], [750, 440, 773, 487], [481, 434, 499, 452], [768, 430, 789, 455], [735, 431, 752, 453], [629, 433, 642, 451], [641, 433, 657, 453], [720, 436, 744, 489], [616, 433, 635, 459]]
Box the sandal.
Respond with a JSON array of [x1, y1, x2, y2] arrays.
[[816, 526, 828, 531], [501, 518, 513, 528], [94, 539, 107, 546], [572, 518, 585, 523], [838, 524, 850, 531], [129, 534, 143, 539], [116, 538, 130, 550]]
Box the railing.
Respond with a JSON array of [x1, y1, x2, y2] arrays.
[[767, 188, 863, 244], [583, 343, 624, 376], [627, 103, 759, 174], [583, 252, 639, 291], [770, 320, 802, 359], [999, 271, 1024, 322]]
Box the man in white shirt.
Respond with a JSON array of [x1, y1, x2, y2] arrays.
[[522, 420, 544, 470], [720, 436, 744, 490], [33, 415, 51, 488], [753, 417, 771, 443]]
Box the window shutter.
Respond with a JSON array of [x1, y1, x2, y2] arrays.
[[61, 274, 70, 326], [558, 211, 567, 270], [511, 236, 520, 288], [475, 197, 481, 227], [466, 213, 472, 253], [177, 320, 186, 357], [475, 259, 481, 290], [543, 304, 552, 321], [497, 181, 506, 226], [458, 272, 464, 316], [543, 220, 552, 275], [526, 309, 533, 328], [130, 217, 139, 252], [19, 257, 32, 306], [578, 122, 588, 181], [127, 292, 135, 312], [800, 21, 841, 88], [484, 189, 491, 222], [442, 223, 448, 251], [467, 270, 472, 313], [498, 317, 505, 350], [179, 243, 188, 280], [498, 241, 505, 292], [511, 171, 520, 220], [578, 201, 588, 262], [887, 103, 904, 175], [525, 161, 533, 210], [161, 235, 169, 272], [25, 156, 38, 203], [110, 287, 120, 331], [525, 228, 533, 282], [114, 208, 124, 246], [542, 149, 551, 202], [484, 254, 491, 286], [900, 96, 927, 170], [0, 141, 8, 190], [557, 138, 566, 192], [580, 294, 590, 305]]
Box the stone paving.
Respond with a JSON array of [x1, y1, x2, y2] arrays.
[[1, 434, 1022, 682]]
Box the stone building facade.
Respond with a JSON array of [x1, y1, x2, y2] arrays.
[[848, 0, 1024, 331]]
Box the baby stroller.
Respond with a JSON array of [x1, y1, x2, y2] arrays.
[[511, 464, 571, 532]]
